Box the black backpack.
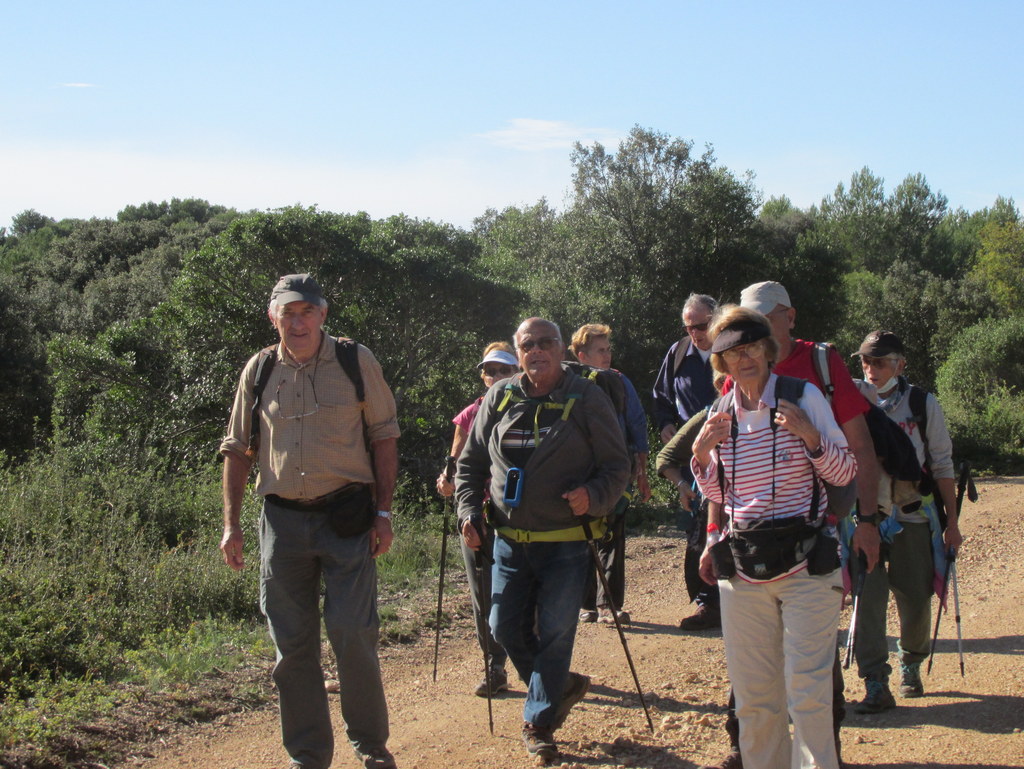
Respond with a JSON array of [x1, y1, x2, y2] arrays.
[[245, 337, 367, 460], [808, 342, 922, 485], [563, 361, 628, 435]]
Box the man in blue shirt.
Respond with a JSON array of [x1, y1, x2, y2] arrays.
[[652, 294, 721, 631]]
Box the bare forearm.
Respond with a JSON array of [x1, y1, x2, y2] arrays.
[[937, 476, 958, 526], [843, 415, 879, 515], [372, 437, 399, 510], [222, 453, 251, 528]]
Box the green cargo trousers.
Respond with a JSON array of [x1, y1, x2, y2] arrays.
[[851, 520, 934, 680]]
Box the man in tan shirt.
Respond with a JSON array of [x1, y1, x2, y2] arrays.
[[219, 274, 400, 769]]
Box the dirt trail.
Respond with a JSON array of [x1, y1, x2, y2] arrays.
[[126, 478, 1024, 769]]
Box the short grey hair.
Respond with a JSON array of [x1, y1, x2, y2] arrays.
[[682, 293, 717, 319], [514, 317, 562, 347], [268, 297, 329, 318]]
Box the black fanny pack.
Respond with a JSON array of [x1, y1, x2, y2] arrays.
[[267, 483, 376, 539], [729, 517, 825, 581]]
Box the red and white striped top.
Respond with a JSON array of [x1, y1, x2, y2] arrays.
[[692, 375, 857, 580]]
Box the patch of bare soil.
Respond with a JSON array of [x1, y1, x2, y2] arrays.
[[121, 478, 1024, 769]]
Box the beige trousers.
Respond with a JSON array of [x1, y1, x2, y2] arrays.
[[720, 568, 843, 769]]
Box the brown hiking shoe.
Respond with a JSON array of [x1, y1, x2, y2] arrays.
[[699, 749, 743, 769], [522, 721, 557, 761], [551, 672, 590, 728], [679, 605, 721, 631]]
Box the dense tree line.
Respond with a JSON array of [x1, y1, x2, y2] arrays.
[[2, 127, 1022, 482]]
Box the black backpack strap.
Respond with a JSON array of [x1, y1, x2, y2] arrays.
[[246, 345, 278, 460], [770, 375, 807, 431], [771, 375, 824, 522], [335, 337, 370, 453], [907, 383, 928, 442]]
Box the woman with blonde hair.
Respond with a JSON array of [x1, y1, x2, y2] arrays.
[[691, 305, 856, 769]]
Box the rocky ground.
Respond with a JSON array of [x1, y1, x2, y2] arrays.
[[119, 477, 1024, 769]]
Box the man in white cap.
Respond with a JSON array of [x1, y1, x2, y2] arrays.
[[219, 273, 400, 769], [700, 280, 881, 769]]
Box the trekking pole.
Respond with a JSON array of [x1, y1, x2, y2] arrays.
[[843, 551, 868, 670], [926, 550, 954, 676], [432, 456, 456, 682], [471, 516, 496, 735], [580, 517, 654, 734], [927, 460, 976, 675], [950, 556, 965, 677]]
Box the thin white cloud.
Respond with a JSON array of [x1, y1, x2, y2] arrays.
[[477, 119, 622, 152], [59, 83, 98, 88]]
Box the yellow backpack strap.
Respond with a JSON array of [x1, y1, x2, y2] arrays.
[[560, 392, 581, 421], [497, 384, 519, 413]]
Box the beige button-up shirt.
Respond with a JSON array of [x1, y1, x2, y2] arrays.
[[220, 332, 400, 500]]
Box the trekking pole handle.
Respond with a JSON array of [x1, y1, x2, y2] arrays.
[[444, 455, 457, 484]]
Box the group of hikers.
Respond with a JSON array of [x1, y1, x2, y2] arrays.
[[219, 274, 964, 769]]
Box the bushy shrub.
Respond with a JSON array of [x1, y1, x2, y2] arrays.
[[0, 454, 262, 693], [936, 316, 1024, 469]]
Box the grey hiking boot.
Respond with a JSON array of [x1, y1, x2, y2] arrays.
[[551, 671, 590, 728], [474, 666, 509, 697], [522, 721, 557, 762], [899, 661, 924, 698], [854, 677, 896, 714]]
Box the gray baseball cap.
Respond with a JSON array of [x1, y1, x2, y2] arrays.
[[271, 274, 323, 305]]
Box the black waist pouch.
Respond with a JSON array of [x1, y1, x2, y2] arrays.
[[731, 518, 819, 581], [323, 483, 377, 538], [806, 531, 841, 575], [709, 535, 737, 580]]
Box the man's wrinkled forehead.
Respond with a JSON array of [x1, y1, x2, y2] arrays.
[[516, 320, 560, 342]]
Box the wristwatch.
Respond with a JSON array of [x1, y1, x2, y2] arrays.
[[376, 510, 392, 520], [856, 512, 879, 526]]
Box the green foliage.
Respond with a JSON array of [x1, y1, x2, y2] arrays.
[[818, 168, 954, 277], [970, 219, 1024, 315], [936, 316, 1024, 467], [834, 262, 994, 390], [0, 454, 259, 694]]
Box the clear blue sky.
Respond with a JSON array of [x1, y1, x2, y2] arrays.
[[3, 0, 1021, 231]]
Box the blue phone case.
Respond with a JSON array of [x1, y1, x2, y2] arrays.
[[503, 467, 524, 507]]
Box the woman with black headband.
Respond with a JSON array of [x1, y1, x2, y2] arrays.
[[690, 305, 856, 769]]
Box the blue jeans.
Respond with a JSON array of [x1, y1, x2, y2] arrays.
[[489, 536, 590, 727], [260, 499, 390, 769]]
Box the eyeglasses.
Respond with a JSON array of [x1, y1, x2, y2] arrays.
[[721, 343, 766, 363], [685, 322, 710, 333], [517, 337, 561, 352], [277, 375, 320, 419], [483, 365, 517, 377], [860, 355, 898, 368]]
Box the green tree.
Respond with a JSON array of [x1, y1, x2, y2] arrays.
[[970, 219, 1024, 315], [49, 207, 524, 480]]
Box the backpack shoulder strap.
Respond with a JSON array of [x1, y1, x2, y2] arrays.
[[908, 383, 928, 440], [246, 345, 278, 459], [334, 337, 365, 403], [811, 342, 834, 402], [673, 338, 688, 376], [334, 337, 371, 453], [774, 374, 807, 407]]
